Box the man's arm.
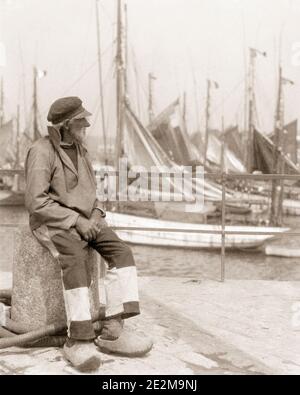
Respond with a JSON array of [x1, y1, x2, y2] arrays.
[[25, 143, 80, 230]]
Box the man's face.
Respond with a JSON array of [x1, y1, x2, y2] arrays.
[[68, 118, 90, 144]]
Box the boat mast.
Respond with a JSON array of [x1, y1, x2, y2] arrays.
[[115, 0, 125, 169], [203, 79, 211, 168], [270, 66, 294, 226], [191, 65, 200, 133], [182, 91, 187, 135], [95, 0, 108, 165], [15, 105, 20, 169], [124, 2, 128, 96], [33, 67, 40, 141], [246, 48, 266, 173], [270, 66, 284, 226], [148, 73, 155, 124], [0, 77, 4, 128], [246, 49, 255, 173], [203, 79, 218, 167]]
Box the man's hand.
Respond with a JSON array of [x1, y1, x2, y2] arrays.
[[75, 216, 100, 242]]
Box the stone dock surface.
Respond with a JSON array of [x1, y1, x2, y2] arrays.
[[0, 272, 299, 375]]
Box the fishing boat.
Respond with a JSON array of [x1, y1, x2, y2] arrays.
[[0, 70, 44, 206], [106, 211, 288, 250], [0, 1, 290, 250], [91, 0, 290, 250], [96, 100, 289, 249]]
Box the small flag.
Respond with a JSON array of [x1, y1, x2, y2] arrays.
[[282, 77, 295, 86], [250, 48, 267, 58], [209, 80, 219, 89], [0, 42, 6, 67], [36, 69, 47, 79]]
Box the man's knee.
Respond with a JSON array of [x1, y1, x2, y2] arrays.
[[51, 231, 91, 289], [108, 242, 135, 270], [120, 242, 134, 262], [52, 230, 87, 258], [60, 255, 92, 290]]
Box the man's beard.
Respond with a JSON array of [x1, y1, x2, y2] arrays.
[[69, 129, 86, 145]]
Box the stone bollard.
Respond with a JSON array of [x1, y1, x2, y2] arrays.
[[11, 226, 102, 331]]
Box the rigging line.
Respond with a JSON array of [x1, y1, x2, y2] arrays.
[[98, 60, 115, 133], [92, 96, 101, 115], [25, 105, 33, 137], [38, 42, 114, 118], [130, 59, 142, 118], [60, 41, 114, 94], [105, 95, 115, 145], [89, 56, 115, 136], [18, 38, 28, 127], [129, 54, 150, 112], [128, 59, 144, 112], [79, 0, 94, 76], [136, 71, 148, 103], [102, 57, 115, 90], [229, 100, 244, 129], [99, 1, 115, 25], [240, 0, 248, 129], [104, 98, 112, 138], [37, 108, 46, 135], [253, 96, 260, 130], [133, 72, 148, 102], [257, 71, 274, 108], [89, 100, 101, 135], [129, 46, 148, 101], [255, 74, 276, 121], [96, 59, 114, 133], [37, 62, 95, 117], [190, 63, 201, 132], [200, 77, 245, 125]]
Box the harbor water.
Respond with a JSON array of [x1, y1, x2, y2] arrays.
[[1, 200, 300, 282]]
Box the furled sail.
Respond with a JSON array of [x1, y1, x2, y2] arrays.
[[148, 99, 199, 165], [123, 102, 231, 203], [207, 132, 246, 173], [19, 131, 33, 167], [270, 120, 298, 165], [0, 120, 14, 168], [191, 129, 246, 173], [124, 102, 173, 169], [123, 102, 196, 203], [222, 126, 244, 162], [253, 128, 300, 174]]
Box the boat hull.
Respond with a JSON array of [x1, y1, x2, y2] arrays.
[[106, 212, 288, 250]]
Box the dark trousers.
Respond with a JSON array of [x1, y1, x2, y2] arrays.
[[51, 227, 140, 340]]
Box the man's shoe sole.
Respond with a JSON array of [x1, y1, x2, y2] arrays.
[[95, 329, 153, 358], [76, 356, 102, 373]]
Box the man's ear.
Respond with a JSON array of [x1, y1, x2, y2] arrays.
[[63, 119, 71, 130]]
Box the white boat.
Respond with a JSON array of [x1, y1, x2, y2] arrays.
[[231, 190, 300, 217], [95, 2, 290, 251], [106, 211, 289, 250], [282, 199, 300, 216]]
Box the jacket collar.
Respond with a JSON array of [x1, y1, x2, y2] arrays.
[[48, 126, 80, 177], [48, 126, 88, 152]]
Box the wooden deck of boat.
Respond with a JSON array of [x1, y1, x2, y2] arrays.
[[0, 272, 299, 375]]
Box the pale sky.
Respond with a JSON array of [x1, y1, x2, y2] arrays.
[[1, 0, 300, 142]]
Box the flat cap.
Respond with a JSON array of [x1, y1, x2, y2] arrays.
[[47, 96, 91, 124]]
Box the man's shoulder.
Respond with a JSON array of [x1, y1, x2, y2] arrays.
[[26, 137, 56, 166], [29, 136, 54, 153]]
